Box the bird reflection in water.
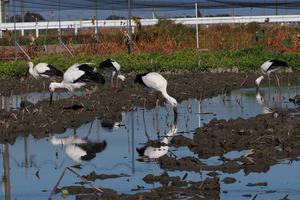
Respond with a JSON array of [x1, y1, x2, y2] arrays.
[[255, 88, 287, 114], [136, 114, 177, 161], [51, 134, 107, 163]]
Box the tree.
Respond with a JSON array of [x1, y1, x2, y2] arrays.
[[105, 15, 125, 20], [24, 12, 45, 22]]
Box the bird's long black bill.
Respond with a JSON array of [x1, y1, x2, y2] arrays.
[[49, 92, 53, 105], [25, 68, 29, 77]]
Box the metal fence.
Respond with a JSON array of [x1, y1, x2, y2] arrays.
[[1, 15, 300, 38]]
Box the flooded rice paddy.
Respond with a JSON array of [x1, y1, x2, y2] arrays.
[[1, 85, 300, 199]]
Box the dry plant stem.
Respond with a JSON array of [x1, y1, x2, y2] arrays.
[[49, 167, 103, 200]]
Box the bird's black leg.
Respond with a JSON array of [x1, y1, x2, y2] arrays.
[[156, 93, 160, 107], [111, 76, 114, 90], [275, 74, 280, 87], [43, 80, 46, 91]]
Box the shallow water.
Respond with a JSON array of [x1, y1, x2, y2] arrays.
[[0, 91, 86, 111], [1, 86, 300, 199]]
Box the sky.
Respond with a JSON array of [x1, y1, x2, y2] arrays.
[[2, 0, 300, 22]]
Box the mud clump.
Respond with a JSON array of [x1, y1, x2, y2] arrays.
[[0, 72, 263, 141], [62, 177, 220, 200], [190, 111, 300, 174], [83, 171, 130, 181], [222, 177, 236, 184]]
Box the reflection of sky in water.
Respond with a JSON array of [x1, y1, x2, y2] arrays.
[[0, 91, 86, 111], [1, 86, 300, 199]]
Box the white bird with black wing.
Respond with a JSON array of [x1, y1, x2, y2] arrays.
[[255, 59, 288, 89], [51, 135, 107, 163], [98, 58, 125, 88], [134, 72, 177, 114], [49, 63, 105, 104], [27, 62, 63, 79]]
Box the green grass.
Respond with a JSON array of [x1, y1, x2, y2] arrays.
[[1, 47, 299, 78]]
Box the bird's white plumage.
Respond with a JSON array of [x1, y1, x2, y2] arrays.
[[260, 60, 273, 74], [144, 146, 169, 159], [51, 136, 88, 163], [142, 72, 167, 92], [65, 145, 87, 163], [51, 136, 87, 145], [111, 60, 121, 71], [29, 62, 51, 79], [34, 63, 50, 74], [140, 124, 177, 159], [63, 64, 85, 83]]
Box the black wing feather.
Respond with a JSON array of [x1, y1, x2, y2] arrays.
[[268, 60, 288, 71], [75, 64, 105, 84], [98, 58, 116, 71], [78, 141, 107, 161], [41, 64, 63, 77], [134, 72, 150, 87]]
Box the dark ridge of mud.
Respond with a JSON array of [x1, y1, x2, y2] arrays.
[[165, 109, 300, 174], [159, 155, 241, 174], [142, 171, 184, 187], [0, 72, 263, 142], [222, 177, 237, 184], [246, 182, 268, 187], [83, 171, 130, 181], [60, 177, 220, 200]]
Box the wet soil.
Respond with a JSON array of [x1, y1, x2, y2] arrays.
[[0, 72, 266, 141], [59, 176, 220, 200], [1, 72, 300, 199]]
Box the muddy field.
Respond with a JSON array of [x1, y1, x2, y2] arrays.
[[1, 72, 300, 199]]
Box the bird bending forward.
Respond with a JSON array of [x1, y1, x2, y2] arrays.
[[255, 59, 288, 89], [134, 72, 177, 114], [49, 63, 105, 104]]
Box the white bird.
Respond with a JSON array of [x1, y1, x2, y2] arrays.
[[49, 63, 105, 104], [98, 58, 125, 88], [255, 91, 272, 114], [51, 135, 107, 163], [136, 121, 177, 160], [27, 61, 63, 79], [255, 59, 288, 89], [134, 72, 177, 114]]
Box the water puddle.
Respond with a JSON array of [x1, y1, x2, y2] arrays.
[[0, 91, 86, 111], [1, 86, 300, 199]]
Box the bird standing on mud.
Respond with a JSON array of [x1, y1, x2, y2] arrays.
[[134, 72, 177, 114], [49, 63, 105, 105], [98, 58, 125, 88], [27, 62, 63, 89], [27, 62, 63, 79], [255, 59, 288, 89]]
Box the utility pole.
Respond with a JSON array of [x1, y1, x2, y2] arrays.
[[13, 0, 17, 60], [0, 0, 2, 38], [232, 0, 235, 17], [21, 0, 25, 36], [127, 0, 132, 54], [21, 0, 24, 22], [94, 0, 99, 40], [152, 0, 155, 19], [195, 2, 199, 49], [275, 0, 278, 15], [58, 0, 61, 38]]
